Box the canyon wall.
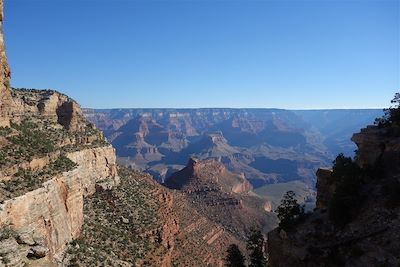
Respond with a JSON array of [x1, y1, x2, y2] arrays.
[[0, 147, 118, 266]]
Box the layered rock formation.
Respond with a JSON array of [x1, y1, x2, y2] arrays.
[[85, 109, 331, 187], [0, 147, 118, 266], [268, 123, 400, 266], [85, 108, 382, 188], [165, 158, 277, 242], [165, 158, 251, 194]]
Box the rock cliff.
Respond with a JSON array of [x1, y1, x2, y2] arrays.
[[0, 0, 11, 127], [0, 147, 118, 266]]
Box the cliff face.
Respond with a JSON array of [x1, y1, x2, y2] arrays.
[[0, 147, 118, 266], [315, 168, 334, 209], [352, 126, 400, 176], [0, 0, 11, 127], [0, 87, 119, 266], [0, 8, 119, 263], [268, 124, 400, 267]]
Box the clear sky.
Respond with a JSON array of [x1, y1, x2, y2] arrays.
[[4, 0, 399, 109]]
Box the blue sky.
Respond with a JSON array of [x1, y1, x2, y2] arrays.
[[4, 0, 399, 109]]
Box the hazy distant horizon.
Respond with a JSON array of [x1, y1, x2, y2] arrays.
[[83, 107, 384, 111]]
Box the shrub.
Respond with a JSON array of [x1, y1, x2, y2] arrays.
[[0, 151, 6, 165], [9, 120, 55, 156], [0, 126, 11, 136], [275, 190, 305, 231], [375, 92, 400, 128], [328, 154, 364, 226], [225, 244, 246, 267], [247, 226, 267, 267], [51, 155, 78, 172]]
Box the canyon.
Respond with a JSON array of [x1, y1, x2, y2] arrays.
[[0, 3, 273, 265], [85, 108, 381, 186], [1, 1, 398, 266], [84, 108, 381, 210]]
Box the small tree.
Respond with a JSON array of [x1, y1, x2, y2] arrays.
[[375, 92, 400, 127], [225, 244, 246, 267], [328, 154, 363, 226], [275, 191, 304, 231], [247, 226, 267, 267]]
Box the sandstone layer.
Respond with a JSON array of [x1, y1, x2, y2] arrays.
[[0, 147, 118, 266]]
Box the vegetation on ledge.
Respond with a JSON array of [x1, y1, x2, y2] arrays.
[[67, 167, 166, 267], [0, 154, 78, 201]]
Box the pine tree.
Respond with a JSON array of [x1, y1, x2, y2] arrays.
[[247, 226, 267, 267], [225, 244, 246, 267], [275, 190, 304, 231]]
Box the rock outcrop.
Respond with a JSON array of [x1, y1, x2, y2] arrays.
[[9, 89, 86, 132], [165, 158, 251, 194], [315, 168, 333, 209], [352, 125, 400, 175], [165, 158, 276, 244], [267, 123, 400, 266]]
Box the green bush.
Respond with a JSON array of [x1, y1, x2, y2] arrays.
[[51, 155, 78, 172], [0, 151, 6, 165], [0, 127, 11, 136], [9, 120, 55, 156]]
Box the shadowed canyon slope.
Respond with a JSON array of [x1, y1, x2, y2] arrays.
[[268, 119, 400, 266]]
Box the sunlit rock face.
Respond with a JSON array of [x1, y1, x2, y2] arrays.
[[0, 0, 12, 127]]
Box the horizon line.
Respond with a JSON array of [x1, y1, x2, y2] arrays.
[[82, 106, 385, 111]]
